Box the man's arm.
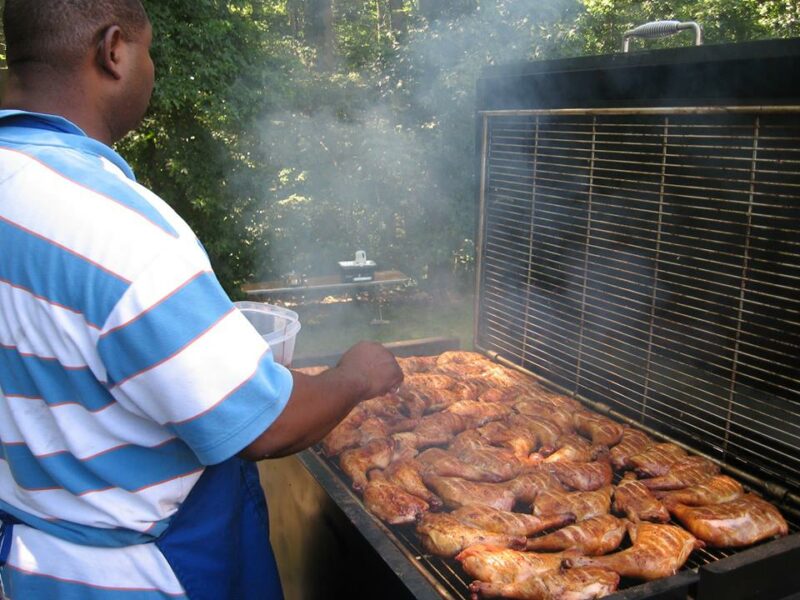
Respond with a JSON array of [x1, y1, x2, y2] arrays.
[[239, 341, 403, 460]]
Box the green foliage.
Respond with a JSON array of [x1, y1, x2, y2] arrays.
[[110, 0, 798, 297]]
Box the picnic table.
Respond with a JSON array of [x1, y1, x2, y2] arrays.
[[241, 270, 413, 324]]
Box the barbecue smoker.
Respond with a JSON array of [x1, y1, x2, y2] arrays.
[[258, 35, 800, 600]]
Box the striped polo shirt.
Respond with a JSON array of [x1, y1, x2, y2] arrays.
[[0, 110, 293, 598]]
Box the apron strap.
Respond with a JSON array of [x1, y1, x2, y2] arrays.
[[0, 511, 22, 568]]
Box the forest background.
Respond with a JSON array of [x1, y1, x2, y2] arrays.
[[0, 0, 798, 299]]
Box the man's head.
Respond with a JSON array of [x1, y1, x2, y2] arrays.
[[2, 0, 154, 143]]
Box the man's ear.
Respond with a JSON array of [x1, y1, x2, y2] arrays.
[[96, 25, 125, 80]]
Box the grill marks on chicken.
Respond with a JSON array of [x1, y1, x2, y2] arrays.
[[534, 486, 613, 522], [655, 475, 743, 508], [526, 514, 627, 557], [340, 438, 414, 491], [567, 522, 702, 581], [417, 513, 528, 557], [363, 473, 429, 524], [420, 445, 535, 483], [628, 443, 688, 477], [456, 544, 574, 584], [669, 494, 789, 547], [468, 567, 620, 600], [639, 457, 720, 491], [451, 505, 575, 537], [424, 474, 517, 511], [612, 472, 669, 523], [547, 460, 613, 492], [573, 412, 624, 447], [609, 428, 653, 471]]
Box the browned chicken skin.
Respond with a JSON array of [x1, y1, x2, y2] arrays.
[[567, 522, 702, 581], [340, 438, 415, 491], [393, 411, 467, 449], [613, 472, 670, 523], [655, 475, 743, 508], [422, 445, 537, 483], [468, 566, 619, 600], [541, 434, 598, 464], [534, 486, 613, 522], [362, 473, 429, 524], [609, 427, 653, 471], [546, 459, 613, 492], [508, 413, 562, 448], [573, 411, 624, 447], [423, 474, 516, 511], [507, 470, 565, 504], [451, 505, 575, 537], [446, 400, 514, 429], [526, 514, 627, 555], [456, 544, 574, 584], [514, 400, 575, 433], [639, 456, 720, 491], [669, 494, 788, 547], [628, 443, 687, 477], [380, 458, 443, 509], [416, 513, 528, 557]]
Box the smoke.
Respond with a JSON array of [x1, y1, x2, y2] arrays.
[[253, 0, 580, 283]]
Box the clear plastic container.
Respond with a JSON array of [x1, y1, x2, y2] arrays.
[[234, 301, 301, 366]]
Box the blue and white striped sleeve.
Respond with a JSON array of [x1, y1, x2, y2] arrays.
[[97, 240, 293, 465]]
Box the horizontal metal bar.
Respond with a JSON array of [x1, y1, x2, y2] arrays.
[[481, 105, 800, 116]]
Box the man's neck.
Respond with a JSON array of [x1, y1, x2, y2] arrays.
[[1, 67, 114, 145]]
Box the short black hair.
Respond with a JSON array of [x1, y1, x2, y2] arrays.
[[3, 0, 149, 70]]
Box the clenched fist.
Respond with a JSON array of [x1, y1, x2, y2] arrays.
[[337, 341, 404, 401]]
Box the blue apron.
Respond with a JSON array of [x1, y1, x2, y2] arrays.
[[0, 457, 283, 600]]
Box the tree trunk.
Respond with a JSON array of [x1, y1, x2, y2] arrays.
[[389, 0, 407, 39], [307, 0, 336, 70]]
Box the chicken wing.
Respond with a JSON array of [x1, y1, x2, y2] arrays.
[[567, 522, 702, 580], [669, 494, 788, 547], [526, 514, 627, 555]]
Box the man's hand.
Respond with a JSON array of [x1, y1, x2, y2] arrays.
[[336, 341, 404, 401]]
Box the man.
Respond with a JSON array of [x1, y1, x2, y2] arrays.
[[0, 1, 403, 598]]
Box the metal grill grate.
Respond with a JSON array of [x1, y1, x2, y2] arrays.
[[476, 107, 800, 508]]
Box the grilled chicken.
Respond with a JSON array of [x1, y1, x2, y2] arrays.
[[541, 434, 597, 464], [613, 472, 670, 523], [340, 438, 415, 491], [420, 445, 534, 483], [397, 355, 438, 374], [609, 427, 653, 471], [423, 474, 516, 511], [460, 421, 539, 457], [514, 400, 575, 433], [628, 443, 687, 477], [526, 514, 627, 555], [451, 505, 575, 537], [573, 411, 624, 447], [393, 411, 467, 449], [534, 486, 613, 522], [363, 473, 429, 524], [546, 459, 613, 492], [639, 457, 720, 491], [508, 413, 562, 448], [455, 544, 572, 584], [446, 401, 514, 429], [507, 470, 565, 504], [479, 384, 531, 405], [468, 566, 619, 600], [656, 475, 743, 508], [567, 522, 702, 581], [669, 494, 788, 547], [399, 373, 475, 412], [416, 513, 527, 557], [381, 458, 443, 509]]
